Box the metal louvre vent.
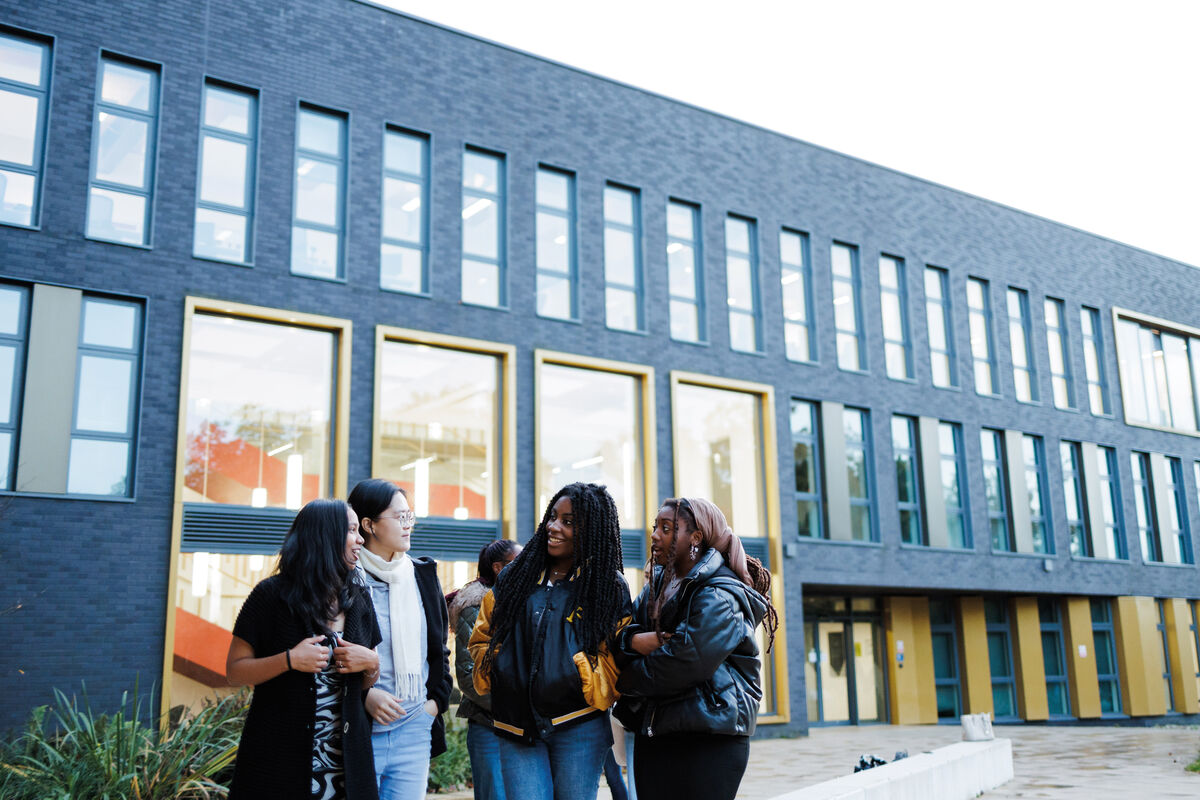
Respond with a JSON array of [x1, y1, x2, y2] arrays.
[[621, 530, 647, 568], [412, 518, 503, 562], [741, 536, 770, 569]]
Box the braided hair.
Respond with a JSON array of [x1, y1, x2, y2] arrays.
[[479, 482, 625, 678], [646, 498, 778, 652]]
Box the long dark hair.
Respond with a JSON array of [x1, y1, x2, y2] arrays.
[[347, 478, 406, 531], [480, 482, 624, 677], [477, 539, 520, 588], [647, 498, 778, 651], [277, 498, 358, 635]]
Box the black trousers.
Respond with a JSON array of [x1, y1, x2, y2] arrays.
[[633, 731, 750, 800]]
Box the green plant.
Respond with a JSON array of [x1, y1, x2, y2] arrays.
[[428, 713, 472, 793], [0, 684, 247, 800], [1187, 753, 1200, 773]]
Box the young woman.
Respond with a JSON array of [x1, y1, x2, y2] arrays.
[[347, 479, 453, 800], [469, 482, 631, 800], [226, 498, 382, 800], [447, 539, 522, 800], [613, 497, 777, 800]]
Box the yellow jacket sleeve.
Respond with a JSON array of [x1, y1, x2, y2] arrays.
[[573, 614, 631, 710], [468, 588, 495, 697]]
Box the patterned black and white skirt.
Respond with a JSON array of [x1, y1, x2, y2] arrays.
[[311, 655, 347, 799]]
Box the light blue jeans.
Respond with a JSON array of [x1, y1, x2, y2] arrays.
[[372, 706, 435, 800], [466, 721, 506, 800], [495, 713, 611, 800]]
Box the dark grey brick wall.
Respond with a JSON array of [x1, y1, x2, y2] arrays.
[[1, 0, 1198, 734]]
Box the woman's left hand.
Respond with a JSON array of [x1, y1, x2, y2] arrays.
[[423, 699, 439, 717], [332, 635, 380, 674]]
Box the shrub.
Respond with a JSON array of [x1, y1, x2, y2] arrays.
[[428, 713, 472, 793], [0, 684, 247, 800]]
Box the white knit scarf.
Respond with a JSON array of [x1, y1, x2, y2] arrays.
[[358, 548, 425, 703]]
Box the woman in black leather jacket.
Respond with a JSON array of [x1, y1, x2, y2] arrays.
[[614, 497, 777, 800]]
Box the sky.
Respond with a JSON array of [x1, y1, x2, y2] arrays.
[[373, 0, 1200, 269]]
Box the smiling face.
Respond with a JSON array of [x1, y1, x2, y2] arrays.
[[364, 490, 414, 561], [343, 505, 364, 567], [545, 495, 575, 566], [651, 503, 699, 572]]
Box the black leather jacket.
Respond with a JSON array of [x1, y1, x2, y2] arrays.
[[613, 549, 766, 738]]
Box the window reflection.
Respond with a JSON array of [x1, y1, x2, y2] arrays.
[[673, 382, 764, 538], [538, 363, 643, 529], [184, 314, 334, 508], [377, 341, 498, 520]]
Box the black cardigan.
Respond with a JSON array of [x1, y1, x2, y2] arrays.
[[229, 575, 382, 800]]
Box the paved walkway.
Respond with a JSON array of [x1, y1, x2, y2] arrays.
[[429, 723, 1200, 799]]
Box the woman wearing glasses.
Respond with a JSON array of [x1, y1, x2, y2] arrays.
[[348, 479, 453, 800]]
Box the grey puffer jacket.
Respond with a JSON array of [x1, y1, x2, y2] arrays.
[[613, 548, 766, 738], [449, 579, 492, 727]]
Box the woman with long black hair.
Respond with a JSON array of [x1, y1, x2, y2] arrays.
[[613, 497, 777, 800], [226, 498, 382, 800], [469, 482, 631, 800], [348, 478, 452, 800]]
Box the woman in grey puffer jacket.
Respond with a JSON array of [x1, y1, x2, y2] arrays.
[[613, 498, 777, 800], [448, 539, 520, 800]]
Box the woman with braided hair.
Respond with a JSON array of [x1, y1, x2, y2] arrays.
[[468, 482, 631, 800], [613, 497, 777, 800]]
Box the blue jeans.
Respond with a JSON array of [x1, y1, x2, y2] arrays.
[[372, 707, 434, 800], [496, 713, 611, 800], [467, 721, 506, 800]]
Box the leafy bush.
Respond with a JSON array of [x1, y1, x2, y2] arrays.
[[428, 713, 472, 793], [0, 685, 247, 800]]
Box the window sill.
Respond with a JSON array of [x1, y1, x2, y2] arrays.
[[0, 220, 40, 232], [887, 375, 918, 385], [784, 356, 820, 367], [898, 543, 976, 553], [290, 270, 347, 284], [537, 314, 582, 325], [1139, 560, 1196, 569], [836, 366, 871, 376], [459, 300, 510, 312], [605, 325, 648, 336], [1069, 555, 1130, 564], [988, 549, 1056, 559], [731, 346, 767, 358], [193, 253, 254, 268], [669, 336, 710, 348], [380, 286, 431, 298], [0, 489, 136, 503], [86, 235, 153, 251], [932, 383, 963, 392], [796, 537, 883, 548]]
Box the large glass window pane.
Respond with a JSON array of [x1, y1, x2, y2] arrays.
[[1008, 288, 1038, 402], [75, 356, 132, 433], [203, 87, 251, 134], [938, 422, 967, 548], [832, 243, 862, 370], [536, 167, 576, 320], [1044, 298, 1075, 409], [0, 33, 49, 228], [82, 299, 136, 349], [377, 341, 499, 519], [844, 407, 873, 541], [198, 136, 248, 207], [290, 227, 339, 280], [781, 230, 813, 362], [298, 109, 341, 155], [194, 208, 247, 262], [792, 399, 822, 538], [967, 278, 997, 395], [0, 35, 45, 85], [538, 363, 644, 529], [184, 314, 334, 508], [101, 61, 151, 110], [726, 217, 760, 353], [87, 187, 146, 244], [879, 255, 911, 379], [194, 82, 256, 264], [462, 149, 505, 306], [66, 439, 129, 495], [675, 383, 765, 537], [292, 106, 345, 278], [925, 267, 956, 387], [668, 201, 703, 343], [0, 89, 37, 166]]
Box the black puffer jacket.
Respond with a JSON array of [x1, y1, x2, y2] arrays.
[[613, 549, 766, 738]]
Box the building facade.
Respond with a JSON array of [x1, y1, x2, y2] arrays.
[[1, 0, 1198, 734]]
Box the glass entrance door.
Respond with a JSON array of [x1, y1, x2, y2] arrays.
[[804, 597, 888, 724]]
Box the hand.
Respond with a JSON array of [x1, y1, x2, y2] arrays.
[[366, 688, 406, 725], [631, 631, 671, 656], [289, 635, 330, 673], [423, 699, 439, 717], [332, 634, 379, 675]]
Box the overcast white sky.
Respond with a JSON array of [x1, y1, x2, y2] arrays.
[[377, 0, 1200, 268]]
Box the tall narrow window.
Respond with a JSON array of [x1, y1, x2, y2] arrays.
[[879, 255, 912, 379], [461, 148, 505, 307], [667, 200, 703, 342], [0, 283, 30, 489], [193, 81, 257, 264], [1039, 599, 1072, 718], [982, 429, 1012, 551], [87, 55, 160, 246], [925, 266, 956, 388], [1023, 434, 1052, 554], [0, 29, 51, 227], [1099, 446, 1126, 559], [1080, 307, 1110, 415], [603, 184, 642, 332], [1131, 451, 1160, 562], [291, 105, 346, 279], [929, 599, 962, 721], [966, 278, 998, 395], [725, 215, 761, 353], [792, 399, 823, 538], [1007, 288, 1038, 402], [1191, 602, 1200, 703], [1090, 599, 1122, 715], [1061, 441, 1090, 556], [1044, 298, 1075, 409], [939, 422, 968, 548], [832, 243, 863, 370], [381, 127, 429, 294], [844, 407, 874, 541], [984, 599, 1018, 721], [780, 229, 813, 362], [1166, 457, 1193, 564], [891, 415, 923, 544], [1157, 599, 1176, 712], [67, 297, 143, 496], [536, 166, 577, 320]]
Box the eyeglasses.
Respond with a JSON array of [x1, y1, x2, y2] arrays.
[[380, 511, 416, 525]]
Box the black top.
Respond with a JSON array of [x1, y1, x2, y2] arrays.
[[229, 574, 382, 800]]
